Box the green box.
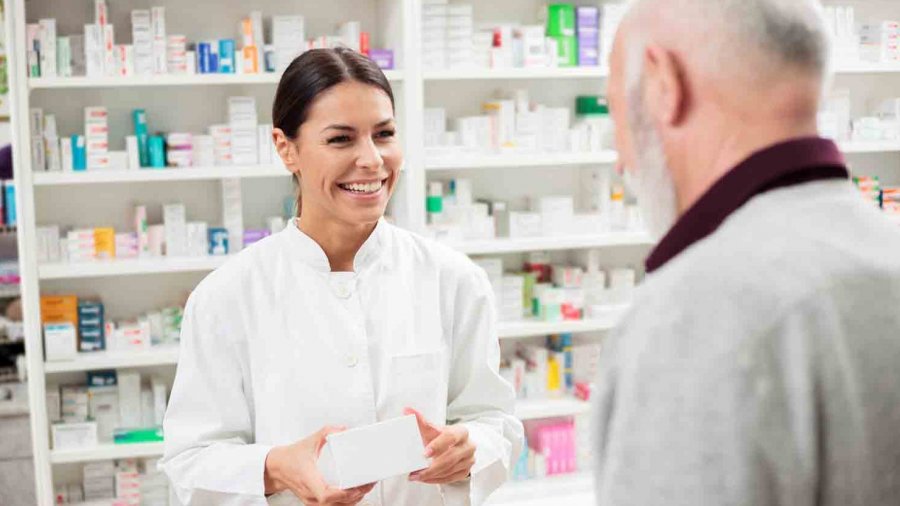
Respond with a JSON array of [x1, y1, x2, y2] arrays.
[[547, 4, 577, 37]]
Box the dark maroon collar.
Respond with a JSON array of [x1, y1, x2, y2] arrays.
[[645, 137, 849, 273]]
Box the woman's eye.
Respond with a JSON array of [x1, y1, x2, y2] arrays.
[[327, 135, 352, 144], [376, 130, 396, 139]]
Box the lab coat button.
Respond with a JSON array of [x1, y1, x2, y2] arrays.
[[334, 284, 352, 299], [346, 355, 359, 368]]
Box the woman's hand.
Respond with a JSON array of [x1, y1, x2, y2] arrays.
[[404, 408, 477, 485], [264, 426, 376, 505]]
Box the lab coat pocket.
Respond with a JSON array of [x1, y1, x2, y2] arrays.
[[390, 349, 448, 418]]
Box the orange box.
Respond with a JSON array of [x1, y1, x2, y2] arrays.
[[40, 295, 78, 324], [94, 228, 115, 259], [242, 46, 258, 74]]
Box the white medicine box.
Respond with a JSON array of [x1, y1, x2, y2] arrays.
[[317, 415, 429, 490]]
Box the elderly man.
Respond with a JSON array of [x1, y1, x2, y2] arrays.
[[594, 0, 900, 505]]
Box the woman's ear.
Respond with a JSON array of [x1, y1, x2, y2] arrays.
[[273, 128, 300, 176]]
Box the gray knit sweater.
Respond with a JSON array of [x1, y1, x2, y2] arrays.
[[594, 180, 900, 505]]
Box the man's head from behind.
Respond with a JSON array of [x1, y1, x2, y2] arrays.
[[608, 0, 831, 239]]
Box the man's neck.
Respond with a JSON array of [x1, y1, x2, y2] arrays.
[[297, 208, 377, 272], [674, 119, 820, 213]]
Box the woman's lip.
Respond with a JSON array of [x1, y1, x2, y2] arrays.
[[337, 183, 387, 200], [336, 177, 389, 185]]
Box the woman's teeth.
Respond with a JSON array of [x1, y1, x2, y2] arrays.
[[339, 180, 383, 194]]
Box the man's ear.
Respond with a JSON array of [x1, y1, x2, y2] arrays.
[[643, 44, 688, 127]]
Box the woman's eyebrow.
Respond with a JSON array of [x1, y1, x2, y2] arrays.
[[322, 118, 394, 133], [321, 124, 355, 133]]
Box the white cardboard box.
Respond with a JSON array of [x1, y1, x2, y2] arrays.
[[52, 422, 98, 450], [318, 415, 429, 489]]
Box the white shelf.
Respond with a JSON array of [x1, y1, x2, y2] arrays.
[[424, 67, 607, 81], [50, 442, 164, 464], [43, 347, 179, 374], [839, 140, 900, 154], [515, 397, 592, 421], [451, 232, 653, 255], [498, 309, 627, 339], [38, 256, 229, 280], [32, 165, 289, 186], [835, 61, 900, 74], [425, 151, 617, 170], [29, 70, 403, 89], [487, 473, 594, 506]]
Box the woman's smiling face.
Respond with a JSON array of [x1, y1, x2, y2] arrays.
[[277, 79, 402, 227]]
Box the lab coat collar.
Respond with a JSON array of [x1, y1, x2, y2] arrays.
[[285, 217, 393, 274]]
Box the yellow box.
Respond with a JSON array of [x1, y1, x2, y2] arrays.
[[94, 228, 115, 259], [40, 295, 78, 324]]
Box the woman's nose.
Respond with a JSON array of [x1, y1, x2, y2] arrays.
[[356, 137, 384, 170]]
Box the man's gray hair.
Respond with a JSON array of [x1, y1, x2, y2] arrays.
[[626, 0, 832, 81]]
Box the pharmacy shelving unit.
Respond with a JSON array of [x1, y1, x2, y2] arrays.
[[10, 1, 900, 504]]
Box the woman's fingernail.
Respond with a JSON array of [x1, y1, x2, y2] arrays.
[[424, 447, 434, 457]]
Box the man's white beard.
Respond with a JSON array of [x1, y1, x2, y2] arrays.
[[624, 106, 679, 241]]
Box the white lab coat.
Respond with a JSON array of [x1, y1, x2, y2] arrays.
[[160, 219, 523, 506]]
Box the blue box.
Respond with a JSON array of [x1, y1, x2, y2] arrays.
[[72, 136, 87, 171], [79, 327, 105, 352], [87, 370, 117, 386], [4, 183, 15, 227], [218, 39, 235, 73], [198, 42, 212, 73], [209, 228, 229, 255]]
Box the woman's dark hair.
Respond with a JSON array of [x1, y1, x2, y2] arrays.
[[273, 47, 395, 216], [273, 47, 395, 140]]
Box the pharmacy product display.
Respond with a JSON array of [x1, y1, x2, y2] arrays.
[[48, 370, 166, 448], [426, 177, 640, 243], [502, 335, 600, 481], [421, 1, 626, 71], [855, 176, 900, 224], [425, 92, 614, 158], [475, 252, 635, 323], [26, 2, 394, 79], [35, 199, 289, 265], [30, 98, 279, 173], [40, 295, 182, 361], [53, 458, 167, 505], [820, 93, 900, 144], [825, 5, 900, 65]]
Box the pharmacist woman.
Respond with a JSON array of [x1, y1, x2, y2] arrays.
[[160, 47, 523, 506]]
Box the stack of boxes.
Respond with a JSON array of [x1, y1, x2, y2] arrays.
[[229, 97, 259, 165], [422, 1, 475, 69], [475, 256, 638, 323], [163, 203, 187, 257], [273, 16, 306, 72], [151, 7, 168, 74], [54, 458, 169, 505], [78, 300, 105, 352], [166, 133, 193, 167], [600, 3, 628, 67], [131, 10, 154, 75], [576, 7, 601, 66], [83, 461, 116, 502], [860, 20, 900, 63], [824, 6, 860, 64], [85, 107, 109, 170], [422, 1, 448, 69], [546, 4, 577, 67], [166, 34, 190, 74], [222, 179, 245, 254]]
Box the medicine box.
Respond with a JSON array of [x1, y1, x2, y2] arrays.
[[52, 422, 98, 450], [318, 415, 429, 489]]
